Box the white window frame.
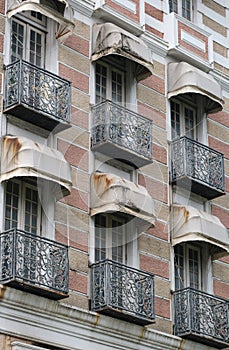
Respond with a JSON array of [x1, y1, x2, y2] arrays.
[[6, 10, 58, 72], [171, 98, 197, 140], [4, 179, 42, 235], [174, 243, 202, 290], [95, 214, 127, 264], [10, 14, 46, 67], [169, 0, 193, 21], [95, 60, 125, 105], [94, 213, 138, 267]]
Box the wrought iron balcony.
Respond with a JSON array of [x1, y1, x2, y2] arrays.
[[0, 228, 69, 299], [3, 60, 71, 132], [91, 100, 152, 168], [174, 288, 229, 348], [91, 259, 155, 325], [171, 137, 225, 199]]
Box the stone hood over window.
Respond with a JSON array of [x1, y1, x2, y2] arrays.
[[171, 205, 229, 259], [168, 62, 224, 113], [91, 23, 154, 82], [90, 172, 156, 232], [7, 0, 74, 40], [0, 135, 72, 199]]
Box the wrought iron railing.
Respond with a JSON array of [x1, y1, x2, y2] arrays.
[[0, 228, 69, 298], [91, 100, 152, 161], [171, 137, 224, 193], [174, 288, 229, 346], [4, 60, 71, 123], [91, 259, 155, 325]]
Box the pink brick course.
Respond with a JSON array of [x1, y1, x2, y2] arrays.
[[147, 221, 168, 241], [145, 4, 163, 21], [58, 139, 89, 172], [56, 223, 88, 252], [138, 102, 166, 129], [69, 270, 87, 294], [105, 0, 140, 23], [214, 279, 229, 300], [61, 188, 88, 212], [140, 253, 169, 279], [63, 35, 89, 57], [155, 297, 170, 319], [138, 174, 168, 203], [142, 74, 165, 95], [208, 111, 229, 128], [209, 136, 229, 160], [59, 64, 89, 93], [178, 22, 209, 61]]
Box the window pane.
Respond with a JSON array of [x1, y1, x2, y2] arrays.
[[95, 215, 106, 262], [111, 217, 126, 264], [188, 247, 200, 289], [112, 71, 123, 103], [184, 107, 195, 139], [95, 64, 107, 103], [182, 0, 191, 20], [29, 30, 43, 67], [24, 186, 39, 234], [11, 20, 24, 62], [4, 181, 19, 230], [169, 0, 178, 13], [171, 101, 181, 139], [174, 245, 184, 290]]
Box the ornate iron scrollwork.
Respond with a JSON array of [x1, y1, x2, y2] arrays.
[[174, 288, 229, 345], [91, 259, 155, 323], [91, 100, 152, 160], [4, 60, 71, 122], [171, 137, 224, 191], [0, 229, 69, 294]]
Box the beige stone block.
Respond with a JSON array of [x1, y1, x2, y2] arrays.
[[213, 41, 227, 58], [73, 19, 90, 40], [139, 234, 170, 260], [208, 120, 229, 143], [153, 60, 165, 78], [224, 159, 229, 175], [61, 291, 89, 310], [71, 168, 90, 192], [140, 162, 168, 184], [72, 89, 90, 112], [59, 126, 90, 150], [58, 46, 90, 75], [223, 96, 229, 112], [215, 63, 229, 78], [154, 202, 170, 222], [0, 15, 5, 34], [69, 248, 88, 273], [211, 193, 229, 209], [203, 15, 227, 36], [202, 0, 225, 17], [213, 262, 229, 283], [147, 318, 172, 334], [137, 86, 166, 113], [154, 277, 171, 299], [55, 203, 89, 232], [153, 125, 168, 148]]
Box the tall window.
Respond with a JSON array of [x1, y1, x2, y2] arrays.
[[95, 214, 127, 264], [11, 12, 46, 67], [4, 179, 41, 234], [174, 244, 201, 290], [171, 100, 196, 140], [169, 0, 192, 21], [95, 61, 125, 104]]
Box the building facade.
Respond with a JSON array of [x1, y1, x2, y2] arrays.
[[0, 0, 228, 349]]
